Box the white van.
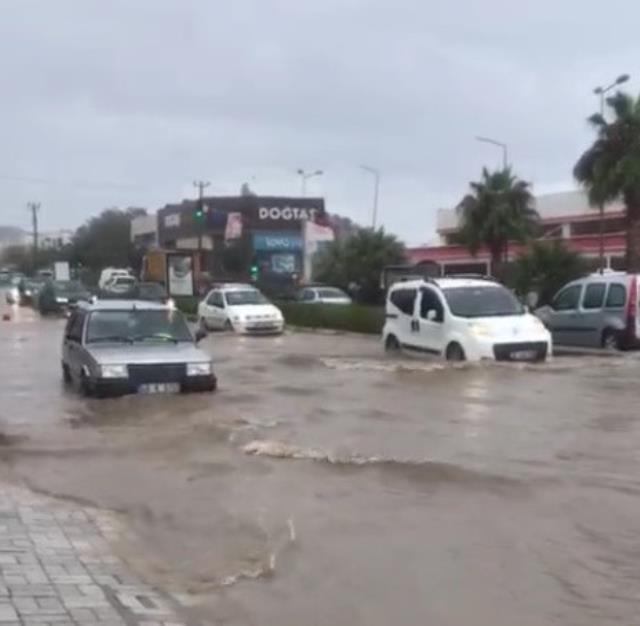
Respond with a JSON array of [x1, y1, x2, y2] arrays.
[[383, 276, 552, 362], [99, 268, 133, 290]]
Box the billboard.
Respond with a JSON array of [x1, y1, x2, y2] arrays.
[[166, 253, 195, 297]]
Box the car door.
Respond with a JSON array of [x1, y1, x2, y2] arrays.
[[389, 287, 418, 347], [547, 284, 583, 346], [64, 310, 86, 382], [415, 287, 446, 354], [203, 290, 225, 328], [577, 282, 607, 347]]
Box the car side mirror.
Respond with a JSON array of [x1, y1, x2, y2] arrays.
[[195, 328, 207, 344], [426, 309, 437, 321]]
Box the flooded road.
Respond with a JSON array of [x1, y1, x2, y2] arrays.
[[2, 303, 640, 625]]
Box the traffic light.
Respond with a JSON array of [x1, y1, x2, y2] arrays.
[[250, 260, 259, 282], [194, 206, 204, 221]]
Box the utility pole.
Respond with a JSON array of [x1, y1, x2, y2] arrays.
[[192, 181, 210, 278], [360, 165, 380, 229], [27, 202, 40, 270]]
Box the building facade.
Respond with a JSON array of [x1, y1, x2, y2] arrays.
[[148, 195, 326, 284], [408, 190, 627, 275]]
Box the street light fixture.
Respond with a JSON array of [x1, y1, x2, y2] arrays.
[[297, 169, 323, 196], [360, 165, 380, 229], [594, 73, 630, 114], [475, 136, 509, 170], [592, 73, 630, 273]]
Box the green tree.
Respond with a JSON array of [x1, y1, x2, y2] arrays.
[[574, 91, 640, 271], [69, 208, 145, 283], [457, 167, 538, 277], [512, 241, 586, 306], [313, 228, 406, 304]]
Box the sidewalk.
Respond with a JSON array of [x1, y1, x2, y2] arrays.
[[0, 483, 187, 626]]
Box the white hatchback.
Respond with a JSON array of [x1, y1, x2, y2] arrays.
[[383, 277, 552, 362], [198, 284, 284, 335]]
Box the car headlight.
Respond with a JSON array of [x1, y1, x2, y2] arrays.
[[24, 290, 32, 296], [167, 298, 176, 310], [232, 315, 243, 323], [187, 362, 213, 377], [56, 297, 69, 304], [530, 317, 546, 331], [469, 322, 492, 338], [100, 364, 129, 379]]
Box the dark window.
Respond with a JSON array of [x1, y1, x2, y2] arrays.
[[552, 285, 582, 311], [605, 283, 627, 308], [225, 290, 269, 306], [582, 284, 606, 310], [420, 288, 444, 322], [298, 289, 315, 302], [67, 312, 85, 343], [207, 291, 224, 307], [390, 288, 417, 316]]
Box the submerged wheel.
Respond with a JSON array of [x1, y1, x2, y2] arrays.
[[62, 364, 72, 384], [224, 319, 234, 331], [385, 334, 400, 353], [446, 342, 466, 362], [602, 329, 622, 351]]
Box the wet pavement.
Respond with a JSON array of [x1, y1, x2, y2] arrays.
[[2, 300, 640, 625]]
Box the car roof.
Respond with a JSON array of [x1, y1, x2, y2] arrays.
[[389, 277, 501, 291], [80, 299, 171, 312], [216, 283, 257, 292]]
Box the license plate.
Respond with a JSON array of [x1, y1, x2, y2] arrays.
[[510, 350, 536, 361], [138, 383, 181, 395]]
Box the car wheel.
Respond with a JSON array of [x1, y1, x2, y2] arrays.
[[79, 372, 93, 397], [385, 334, 401, 353], [62, 364, 72, 385], [602, 329, 622, 351], [446, 342, 466, 362], [224, 319, 234, 332]]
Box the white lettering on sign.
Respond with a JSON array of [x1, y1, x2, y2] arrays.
[[164, 213, 181, 228], [258, 206, 318, 221]]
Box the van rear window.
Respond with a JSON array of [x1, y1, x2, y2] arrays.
[[605, 284, 626, 308]]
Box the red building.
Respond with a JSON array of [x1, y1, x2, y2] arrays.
[[408, 191, 627, 275]]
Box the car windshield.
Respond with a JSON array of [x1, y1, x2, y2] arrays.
[[318, 288, 348, 299], [86, 309, 193, 344], [443, 286, 524, 318], [225, 290, 268, 306], [55, 281, 87, 295]]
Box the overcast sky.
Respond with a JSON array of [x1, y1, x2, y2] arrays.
[[0, 0, 638, 244]]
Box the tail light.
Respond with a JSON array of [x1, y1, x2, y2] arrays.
[[626, 277, 638, 342]]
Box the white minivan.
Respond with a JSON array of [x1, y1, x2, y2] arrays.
[[383, 277, 552, 362]]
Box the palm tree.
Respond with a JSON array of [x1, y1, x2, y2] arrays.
[[574, 91, 640, 271], [457, 167, 538, 277]]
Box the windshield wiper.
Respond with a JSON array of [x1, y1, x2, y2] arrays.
[[88, 336, 133, 344], [132, 334, 179, 344]]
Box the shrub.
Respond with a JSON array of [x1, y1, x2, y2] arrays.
[[174, 296, 199, 316], [278, 302, 384, 334]]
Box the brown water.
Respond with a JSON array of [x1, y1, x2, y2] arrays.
[[2, 301, 640, 625]]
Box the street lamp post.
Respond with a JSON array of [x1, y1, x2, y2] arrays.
[[297, 169, 323, 196], [475, 136, 509, 170], [593, 73, 630, 272], [360, 165, 380, 229]]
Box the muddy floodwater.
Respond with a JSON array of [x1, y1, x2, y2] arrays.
[[2, 303, 640, 625]]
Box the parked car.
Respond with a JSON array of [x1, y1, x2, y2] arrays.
[[37, 280, 92, 315], [296, 286, 352, 305], [198, 283, 284, 334], [535, 271, 640, 350], [383, 276, 552, 362], [61, 299, 216, 397]]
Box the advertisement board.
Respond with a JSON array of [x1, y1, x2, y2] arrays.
[[166, 253, 195, 297]]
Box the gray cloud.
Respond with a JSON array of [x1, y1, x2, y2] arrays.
[[0, 0, 638, 243]]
